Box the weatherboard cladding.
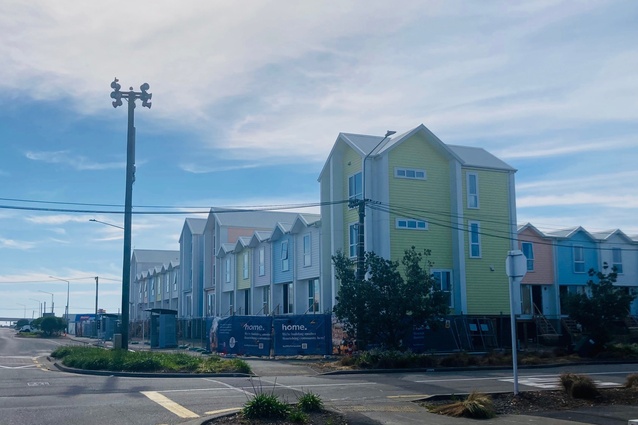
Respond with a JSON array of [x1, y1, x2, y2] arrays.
[[552, 229, 600, 285], [462, 168, 512, 314], [518, 226, 555, 285], [387, 132, 454, 270], [342, 145, 362, 256]]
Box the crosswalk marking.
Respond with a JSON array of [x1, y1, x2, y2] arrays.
[[141, 391, 200, 419], [500, 377, 621, 389]]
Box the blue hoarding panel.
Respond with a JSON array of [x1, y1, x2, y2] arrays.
[[214, 316, 272, 356], [273, 314, 332, 356]]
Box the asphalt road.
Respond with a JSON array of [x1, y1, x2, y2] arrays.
[[1, 328, 637, 425]]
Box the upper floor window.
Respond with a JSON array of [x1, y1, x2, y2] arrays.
[[225, 258, 231, 283], [303, 234, 311, 267], [349, 223, 358, 258], [165, 275, 170, 293], [242, 252, 249, 279], [281, 240, 289, 272], [573, 245, 585, 273], [521, 242, 534, 271], [469, 221, 481, 258], [612, 247, 623, 274], [467, 172, 479, 209], [348, 172, 362, 202], [173, 275, 177, 291], [259, 246, 265, 276], [432, 270, 453, 308], [395, 167, 426, 180], [396, 218, 428, 230]]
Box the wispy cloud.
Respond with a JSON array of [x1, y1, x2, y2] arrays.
[[25, 150, 123, 170], [0, 237, 36, 250]]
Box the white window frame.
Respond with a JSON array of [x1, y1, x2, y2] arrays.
[[573, 245, 585, 273], [469, 221, 481, 258], [281, 240, 289, 272], [242, 252, 249, 279], [259, 246, 265, 276], [395, 167, 426, 180], [225, 258, 231, 283], [283, 283, 294, 314], [396, 218, 428, 230], [262, 286, 270, 315], [612, 247, 623, 274], [303, 234, 311, 267], [521, 242, 534, 271], [349, 223, 358, 258], [348, 172, 362, 202], [432, 269, 453, 308], [308, 278, 320, 313], [467, 172, 479, 209], [173, 275, 177, 291]]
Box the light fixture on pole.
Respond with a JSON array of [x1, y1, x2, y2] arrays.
[[505, 249, 527, 395], [38, 290, 54, 314], [29, 298, 42, 318], [110, 78, 152, 350], [352, 130, 396, 280], [89, 218, 125, 230], [49, 276, 70, 334]]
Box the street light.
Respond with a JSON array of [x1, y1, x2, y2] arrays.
[[110, 78, 152, 350], [17, 303, 26, 318], [38, 290, 54, 314], [49, 276, 70, 334], [89, 218, 125, 230], [29, 298, 42, 318], [353, 130, 396, 280]]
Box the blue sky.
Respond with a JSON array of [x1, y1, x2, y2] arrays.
[[1, 0, 637, 320]]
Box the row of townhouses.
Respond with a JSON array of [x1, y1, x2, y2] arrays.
[[129, 124, 638, 338]]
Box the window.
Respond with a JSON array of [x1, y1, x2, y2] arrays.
[[259, 246, 265, 276], [165, 275, 170, 293], [432, 270, 453, 308], [173, 275, 177, 291], [151, 279, 155, 296], [262, 286, 270, 315], [303, 234, 311, 267], [243, 290, 250, 315], [281, 240, 289, 271], [225, 258, 231, 283], [469, 221, 481, 258], [228, 292, 234, 315], [243, 252, 249, 279], [395, 167, 426, 180], [283, 283, 294, 314], [207, 293, 214, 316], [349, 223, 358, 258], [348, 172, 362, 202], [467, 172, 479, 209], [612, 248, 623, 274], [396, 218, 428, 230], [573, 246, 585, 273], [521, 242, 534, 271], [308, 279, 320, 313]]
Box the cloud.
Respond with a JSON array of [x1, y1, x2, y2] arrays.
[[25, 150, 124, 170], [0, 237, 36, 250]]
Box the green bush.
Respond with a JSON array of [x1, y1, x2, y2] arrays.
[[242, 393, 290, 420], [287, 408, 309, 424], [297, 391, 323, 412], [50, 346, 250, 374]]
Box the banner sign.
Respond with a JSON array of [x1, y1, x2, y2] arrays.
[[214, 316, 272, 356], [273, 314, 332, 356]]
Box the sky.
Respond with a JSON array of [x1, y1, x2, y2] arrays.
[[1, 0, 637, 321]]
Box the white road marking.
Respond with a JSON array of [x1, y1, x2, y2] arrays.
[[204, 407, 241, 415], [500, 377, 621, 389], [141, 391, 200, 419]]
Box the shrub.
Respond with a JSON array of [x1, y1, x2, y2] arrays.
[[560, 373, 599, 399], [242, 393, 290, 420], [297, 391, 323, 412], [287, 408, 309, 424], [429, 391, 495, 419], [625, 373, 638, 388]]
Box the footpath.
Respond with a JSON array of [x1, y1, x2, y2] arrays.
[[56, 336, 638, 425]]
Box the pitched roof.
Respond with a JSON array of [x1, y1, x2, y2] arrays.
[[132, 249, 179, 264], [209, 207, 302, 229], [185, 218, 207, 234], [448, 145, 516, 171], [546, 226, 596, 241], [590, 229, 635, 243]]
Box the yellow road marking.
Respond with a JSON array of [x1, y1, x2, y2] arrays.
[[141, 391, 200, 418], [204, 407, 241, 415]]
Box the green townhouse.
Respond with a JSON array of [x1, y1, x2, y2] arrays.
[[319, 124, 519, 319]]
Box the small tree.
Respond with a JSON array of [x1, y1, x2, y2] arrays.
[[333, 247, 449, 350], [563, 264, 636, 345], [39, 316, 66, 336], [15, 319, 30, 329]]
